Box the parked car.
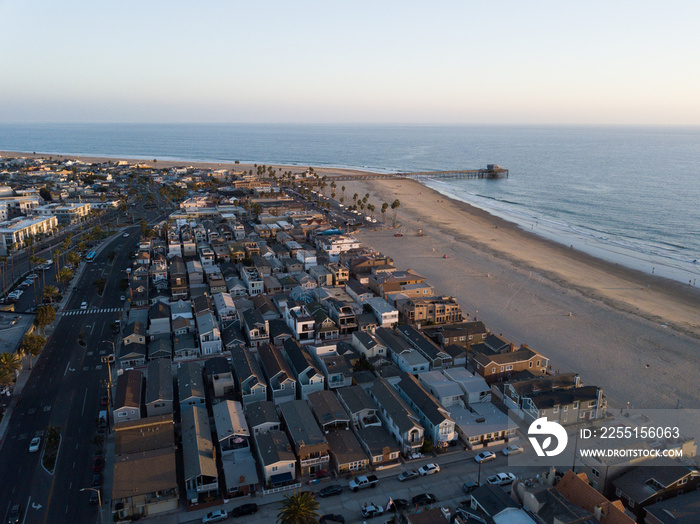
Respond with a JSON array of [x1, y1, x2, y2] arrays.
[[230, 504, 258, 517], [29, 436, 41, 453], [387, 498, 410, 512], [88, 489, 100, 505], [462, 480, 479, 494], [92, 473, 103, 487], [202, 510, 228, 523], [319, 514, 345, 523], [502, 444, 524, 456], [418, 463, 440, 476], [487, 472, 516, 486], [92, 457, 105, 472], [412, 493, 438, 507], [397, 470, 419, 482], [474, 451, 497, 463], [80, 302, 88, 309], [318, 484, 343, 498], [360, 502, 383, 518]]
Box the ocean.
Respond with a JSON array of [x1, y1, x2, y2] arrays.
[[1, 123, 699, 284]]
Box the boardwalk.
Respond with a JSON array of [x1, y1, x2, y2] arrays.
[[325, 165, 508, 181]]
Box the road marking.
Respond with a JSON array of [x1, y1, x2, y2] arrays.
[[64, 361, 70, 376], [43, 405, 51, 412], [81, 389, 88, 416]]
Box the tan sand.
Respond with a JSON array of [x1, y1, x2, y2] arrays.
[[338, 177, 700, 410]]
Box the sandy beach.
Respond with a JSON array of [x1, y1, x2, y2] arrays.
[[337, 177, 700, 410], [5, 151, 699, 409]]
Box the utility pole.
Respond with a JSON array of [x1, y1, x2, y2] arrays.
[[80, 488, 104, 524], [101, 343, 115, 433]]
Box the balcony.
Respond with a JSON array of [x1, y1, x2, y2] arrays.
[[300, 454, 330, 467]]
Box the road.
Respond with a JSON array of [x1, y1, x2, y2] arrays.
[[0, 227, 139, 523]]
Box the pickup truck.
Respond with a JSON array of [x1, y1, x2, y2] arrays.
[[349, 474, 378, 492]]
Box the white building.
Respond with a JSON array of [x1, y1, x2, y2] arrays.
[[365, 297, 399, 328], [0, 215, 58, 255], [316, 235, 361, 262], [34, 202, 91, 224]]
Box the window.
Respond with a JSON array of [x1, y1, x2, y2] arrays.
[[553, 406, 559, 413], [536, 360, 540, 366], [679, 477, 688, 485], [573, 401, 580, 409], [491, 367, 495, 374], [529, 362, 533, 368], [500, 366, 504, 372], [563, 406, 568, 412], [272, 466, 278, 472], [592, 468, 600, 478], [288, 463, 294, 469], [505, 365, 513, 371]]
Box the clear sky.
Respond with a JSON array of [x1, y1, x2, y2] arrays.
[[2, 1, 699, 124]]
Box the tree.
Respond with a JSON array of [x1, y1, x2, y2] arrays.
[[19, 333, 46, 368], [67, 251, 81, 269], [277, 490, 320, 524], [381, 202, 389, 223], [42, 285, 60, 304], [35, 305, 56, 333], [391, 199, 401, 227], [57, 267, 73, 290], [39, 186, 53, 201], [0, 352, 22, 386]]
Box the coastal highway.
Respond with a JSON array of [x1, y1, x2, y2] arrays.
[[0, 230, 138, 524]]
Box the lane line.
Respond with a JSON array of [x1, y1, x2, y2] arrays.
[[81, 389, 88, 416]]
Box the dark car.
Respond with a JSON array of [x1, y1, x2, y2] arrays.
[[462, 480, 479, 494], [88, 489, 101, 505], [7, 504, 21, 524], [230, 503, 258, 518], [388, 498, 410, 512], [92, 457, 105, 472], [319, 515, 345, 524], [412, 493, 438, 507], [100, 395, 109, 406], [92, 473, 103, 487], [318, 484, 343, 498]]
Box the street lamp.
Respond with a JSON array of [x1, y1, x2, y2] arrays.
[[80, 487, 104, 524]]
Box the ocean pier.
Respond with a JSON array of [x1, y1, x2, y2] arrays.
[[327, 164, 508, 181]]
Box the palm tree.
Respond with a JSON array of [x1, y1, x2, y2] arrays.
[[67, 251, 81, 269], [57, 267, 73, 291], [381, 202, 389, 223], [391, 199, 401, 227], [0, 352, 22, 385], [277, 490, 320, 524], [42, 285, 59, 304]]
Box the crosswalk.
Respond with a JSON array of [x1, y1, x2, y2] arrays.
[[63, 307, 122, 316]]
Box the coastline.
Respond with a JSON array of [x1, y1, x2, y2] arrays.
[[5, 150, 700, 409], [339, 177, 700, 409]]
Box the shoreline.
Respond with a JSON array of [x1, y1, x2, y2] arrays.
[[4, 151, 699, 408]]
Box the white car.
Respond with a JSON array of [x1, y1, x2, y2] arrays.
[[474, 451, 497, 463], [502, 444, 524, 456], [487, 472, 516, 486], [29, 437, 41, 453], [202, 510, 228, 523], [80, 302, 88, 309], [418, 463, 440, 476]]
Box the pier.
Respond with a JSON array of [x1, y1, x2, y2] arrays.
[[325, 164, 508, 181]]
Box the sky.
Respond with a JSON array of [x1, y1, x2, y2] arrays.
[[1, 1, 699, 125]]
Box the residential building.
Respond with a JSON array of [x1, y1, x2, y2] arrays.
[[416, 370, 466, 408], [365, 296, 399, 328], [0, 215, 58, 255], [204, 357, 234, 398], [177, 361, 206, 412], [368, 378, 424, 454], [230, 345, 267, 406], [450, 402, 517, 449], [395, 372, 456, 446], [145, 358, 173, 417], [181, 406, 219, 505], [551, 470, 634, 524], [246, 400, 281, 437], [214, 400, 260, 496], [472, 344, 549, 383], [325, 429, 369, 474], [114, 370, 143, 423], [282, 339, 325, 400], [422, 321, 488, 349], [337, 385, 381, 430], [254, 430, 297, 488], [111, 415, 178, 520], [396, 324, 452, 369], [307, 389, 351, 432], [195, 311, 222, 355], [395, 296, 464, 325], [279, 400, 330, 477], [257, 343, 296, 405], [441, 367, 491, 405], [241, 309, 270, 350]]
